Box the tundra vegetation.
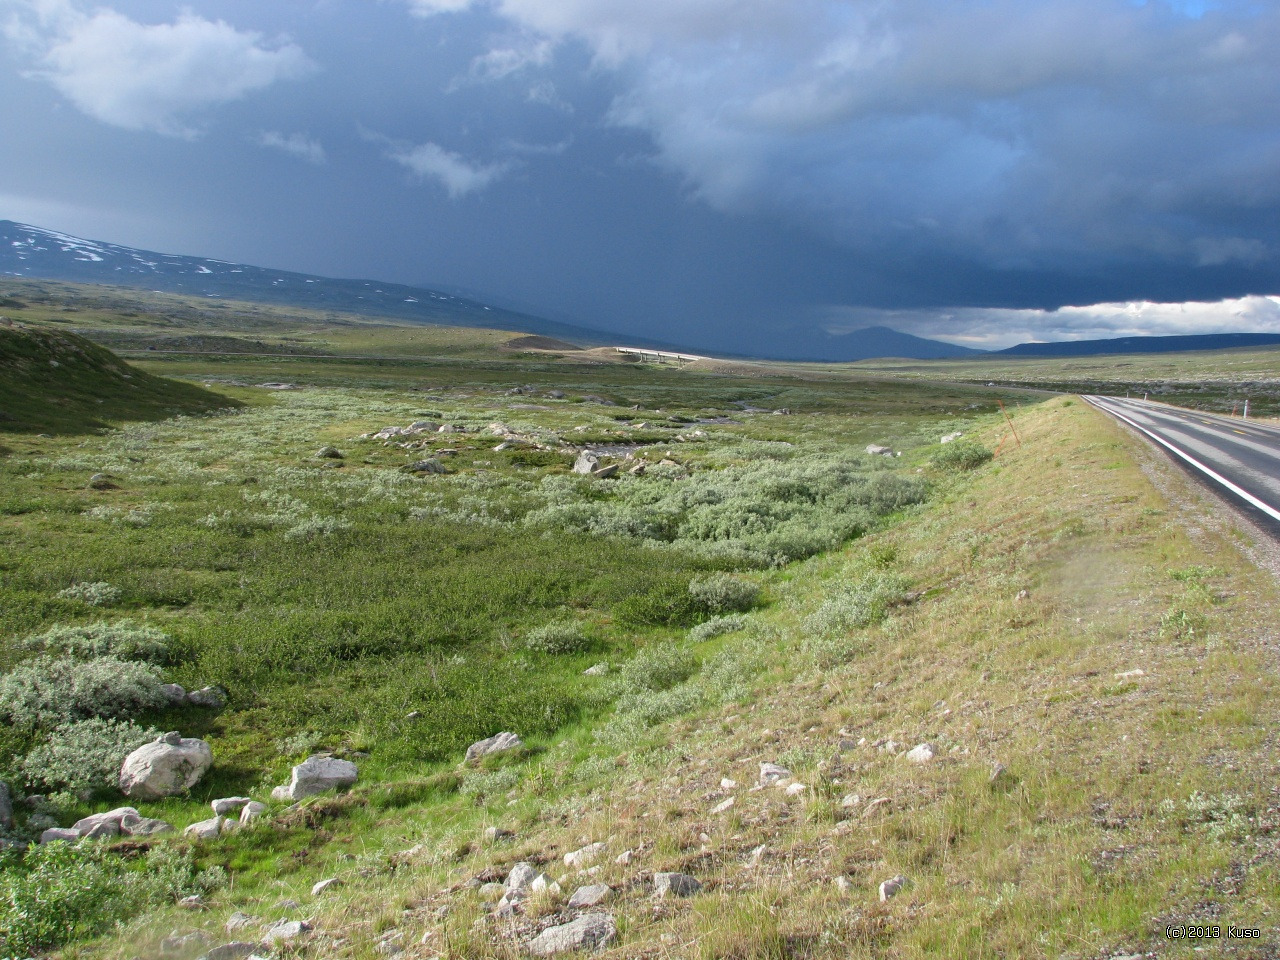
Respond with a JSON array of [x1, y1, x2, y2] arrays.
[[0, 297, 1278, 958]]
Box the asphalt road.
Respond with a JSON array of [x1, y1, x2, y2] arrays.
[[1084, 395, 1280, 529]]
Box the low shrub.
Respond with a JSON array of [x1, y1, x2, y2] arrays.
[[689, 614, 748, 642], [616, 644, 698, 694], [803, 571, 911, 637], [21, 620, 170, 664], [0, 656, 165, 727], [55, 582, 121, 606], [688, 573, 760, 614], [0, 843, 224, 958], [615, 580, 704, 628], [930, 442, 994, 471], [524, 619, 592, 655], [20, 718, 160, 793]]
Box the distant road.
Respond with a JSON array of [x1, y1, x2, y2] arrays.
[[1084, 395, 1280, 531]]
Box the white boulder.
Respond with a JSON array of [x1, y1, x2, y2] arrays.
[[119, 733, 213, 800], [282, 755, 358, 800]]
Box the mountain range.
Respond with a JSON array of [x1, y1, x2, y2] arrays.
[[4, 220, 1278, 362]]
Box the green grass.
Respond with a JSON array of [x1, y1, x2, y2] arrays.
[[0, 324, 233, 434]]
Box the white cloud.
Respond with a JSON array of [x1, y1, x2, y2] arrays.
[[399, 0, 1280, 274], [386, 141, 513, 198], [258, 131, 326, 165], [820, 296, 1280, 350], [403, 0, 475, 14], [3, 1, 313, 137]]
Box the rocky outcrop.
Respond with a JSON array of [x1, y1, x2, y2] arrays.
[[278, 755, 358, 800], [464, 731, 523, 765], [526, 914, 617, 956], [119, 733, 212, 800]]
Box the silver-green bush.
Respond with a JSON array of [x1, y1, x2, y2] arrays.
[[21, 621, 170, 664], [688, 573, 759, 613], [0, 656, 165, 727], [803, 571, 911, 638], [524, 619, 592, 654], [20, 718, 160, 792], [688, 614, 748, 642]]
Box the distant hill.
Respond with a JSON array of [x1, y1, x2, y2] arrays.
[[0, 322, 233, 434], [788, 324, 982, 362], [0, 220, 615, 346], [0, 221, 985, 362], [998, 332, 1280, 358]]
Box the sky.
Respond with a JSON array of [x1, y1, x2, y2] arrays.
[[1, 0, 1279, 352]]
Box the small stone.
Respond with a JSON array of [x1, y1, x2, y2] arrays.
[[311, 877, 344, 896], [614, 849, 633, 865], [582, 663, 609, 676], [283, 755, 358, 800], [239, 801, 266, 824], [261, 919, 311, 943], [525, 913, 617, 956], [758, 762, 791, 786], [483, 826, 514, 842], [160, 683, 187, 705], [506, 862, 540, 894], [746, 844, 767, 867], [653, 872, 701, 898], [564, 841, 607, 868], [270, 785, 291, 802], [720, 777, 737, 790], [904, 743, 935, 764], [211, 797, 252, 816], [989, 763, 1009, 784], [879, 875, 908, 902], [1015, 589, 1029, 601], [198, 943, 257, 960], [186, 686, 227, 709], [315, 446, 343, 459], [566, 883, 611, 908], [710, 797, 735, 814], [464, 731, 523, 765], [834, 876, 852, 894], [184, 817, 224, 840], [225, 913, 258, 933], [840, 794, 860, 809], [784, 782, 807, 796]]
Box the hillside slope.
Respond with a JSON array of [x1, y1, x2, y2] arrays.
[[0, 322, 233, 433], [45, 397, 1280, 959]]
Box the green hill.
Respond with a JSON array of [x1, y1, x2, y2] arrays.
[[0, 322, 234, 434]]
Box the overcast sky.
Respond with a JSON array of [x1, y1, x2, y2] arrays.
[[2, 0, 1278, 350]]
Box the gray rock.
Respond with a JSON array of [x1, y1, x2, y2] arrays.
[[483, 826, 514, 842], [211, 797, 252, 816], [879, 875, 908, 901], [261, 919, 311, 943], [547, 390, 566, 399], [198, 943, 258, 960], [270, 785, 291, 802], [184, 817, 224, 840], [758, 762, 792, 786], [582, 663, 609, 676], [225, 913, 258, 933], [160, 683, 188, 705], [239, 801, 266, 824], [464, 731, 523, 765], [572, 451, 599, 475], [311, 877, 344, 896], [315, 446, 344, 459], [590, 464, 618, 479], [122, 815, 174, 836], [177, 895, 206, 910], [501, 865, 537, 896], [161, 931, 208, 954], [865, 444, 894, 456], [120, 734, 213, 800], [478, 882, 507, 901], [283, 755, 358, 800], [904, 743, 935, 764], [564, 841, 607, 868], [566, 884, 611, 909], [653, 872, 701, 898], [989, 762, 1009, 784], [40, 827, 81, 844], [186, 686, 227, 709], [72, 806, 140, 836], [406, 458, 448, 474], [526, 913, 617, 955]]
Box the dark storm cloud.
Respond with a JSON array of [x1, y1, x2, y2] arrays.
[[1, 0, 1278, 351]]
